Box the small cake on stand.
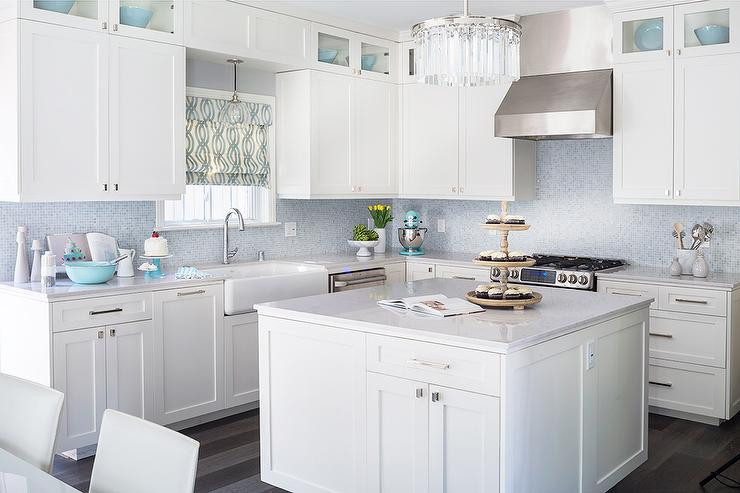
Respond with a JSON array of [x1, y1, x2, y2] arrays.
[[140, 231, 172, 279]]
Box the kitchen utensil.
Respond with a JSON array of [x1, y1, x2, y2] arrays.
[[398, 227, 427, 256], [692, 251, 709, 278], [119, 5, 154, 28], [87, 232, 120, 262], [117, 248, 136, 278], [702, 222, 714, 244], [694, 25, 729, 46], [690, 223, 706, 250], [677, 249, 698, 275], [318, 48, 338, 63], [672, 223, 685, 249], [64, 261, 117, 284], [348, 240, 379, 257], [361, 54, 377, 70], [634, 19, 664, 51], [34, 0, 76, 14]]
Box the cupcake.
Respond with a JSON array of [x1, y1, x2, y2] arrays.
[[475, 284, 491, 298], [508, 251, 527, 262], [485, 214, 500, 224], [478, 250, 493, 261], [517, 286, 534, 299], [503, 215, 526, 225], [489, 251, 507, 262], [504, 288, 522, 300], [487, 287, 504, 300]]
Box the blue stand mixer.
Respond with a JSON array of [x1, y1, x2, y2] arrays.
[[398, 210, 427, 256]]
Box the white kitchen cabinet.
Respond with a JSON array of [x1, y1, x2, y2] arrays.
[[53, 327, 107, 452], [311, 23, 396, 82], [674, 53, 740, 202], [434, 264, 491, 282], [367, 372, 428, 493], [17, 0, 108, 33], [153, 285, 224, 425], [224, 312, 259, 408], [384, 262, 406, 285], [613, 7, 674, 63], [109, 35, 184, 198], [406, 262, 435, 282], [674, 1, 740, 58], [276, 70, 398, 198], [429, 385, 500, 493], [109, 0, 183, 45]]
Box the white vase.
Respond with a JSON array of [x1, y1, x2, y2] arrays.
[[374, 228, 386, 254], [692, 251, 709, 278]]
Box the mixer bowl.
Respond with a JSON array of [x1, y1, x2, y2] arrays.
[[398, 227, 427, 251]]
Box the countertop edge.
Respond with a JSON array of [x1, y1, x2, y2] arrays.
[[596, 271, 740, 291]]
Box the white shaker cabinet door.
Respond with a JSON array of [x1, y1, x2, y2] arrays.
[[109, 36, 185, 199], [613, 59, 674, 201], [367, 373, 429, 493], [224, 312, 259, 408], [105, 320, 155, 422], [406, 262, 435, 282], [19, 21, 109, 201], [674, 53, 740, 202], [402, 83, 459, 197], [428, 386, 500, 493], [152, 285, 224, 425], [53, 327, 107, 452]]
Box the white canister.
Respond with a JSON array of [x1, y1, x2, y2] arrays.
[[117, 248, 136, 278], [41, 252, 56, 288], [373, 228, 387, 254], [676, 249, 698, 275]]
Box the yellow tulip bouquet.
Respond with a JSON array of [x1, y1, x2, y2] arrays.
[[368, 204, 393, 228]]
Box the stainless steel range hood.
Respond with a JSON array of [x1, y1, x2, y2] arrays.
[[495, 69, 612, 140]]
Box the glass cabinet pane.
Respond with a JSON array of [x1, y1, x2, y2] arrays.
[[119, 0, 174, 35], [361, 42, 389, 75], [622, 17, 664, 53], [317, 32, 350, 67], [683, 9, 730, 47], [33, 0, 99, 21]]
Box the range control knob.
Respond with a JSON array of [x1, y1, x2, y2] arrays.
[[557, 273, 567, 283], [568, 274, 578, 284], [491, 267, 501, 278], [578, 275, 589, 285], [510, 270, 519, 279]]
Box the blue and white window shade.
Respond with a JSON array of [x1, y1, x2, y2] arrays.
[[185, 96, 273, 187]]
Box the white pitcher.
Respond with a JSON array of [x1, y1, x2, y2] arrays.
[[117, 248, 136, 278]]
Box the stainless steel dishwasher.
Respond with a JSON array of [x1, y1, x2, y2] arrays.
[[329, 267, 386, 292]]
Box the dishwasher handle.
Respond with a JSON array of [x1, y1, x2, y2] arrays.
[[334, 275, 387, 288]]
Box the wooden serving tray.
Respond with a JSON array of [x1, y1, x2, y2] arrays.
[[466, 291, 542, 310], [479, 223, 530, 232], [472, 258, 537, 268]]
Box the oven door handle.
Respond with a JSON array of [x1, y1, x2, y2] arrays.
[[334, 275, 387, 288]]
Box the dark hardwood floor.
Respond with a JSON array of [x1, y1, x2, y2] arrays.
[[52, 409, 740, 492]]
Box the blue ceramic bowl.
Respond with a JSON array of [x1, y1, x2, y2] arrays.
[[634, 19, 664, 51], [65, 261, 117, 284], [120, 5, 154, 28], [694, 25, 730, 46], [361, 54, 377, 70], [318, 48, 338, 63], [34, 0, 75, 14]]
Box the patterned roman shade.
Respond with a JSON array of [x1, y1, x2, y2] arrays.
[[185, 96, 273, 187]]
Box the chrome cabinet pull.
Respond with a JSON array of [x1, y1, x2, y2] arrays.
[[427, 267, 433, 273], [431, 392, 440, 402], [676, 189, 682, 197], [113, 24, 118, 31], [406, 358, 450, 370], [415, 388, 424, 399], [649, 380, 673, 388], [665, 188, 671, 196], [103, 184, 108, 192], [452, 275, 476, 281], [97, 330, 104, 339], [451, 186, 457, 193], [677, 48, 682, 55], [459, 187, 464, 194], [649, 332, 673, 338], [177, 289, 206, 297], [109, 329, 116, 337], [89, 308, 123, 316], [114, 184, 119, 191], [102, 21, 108, 30], [675, 298, 708, 305], [666, 49, 671, 56], [610, 290, 642, 297]]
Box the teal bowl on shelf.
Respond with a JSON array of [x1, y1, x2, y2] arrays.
[[694, 25, 730, 46], [120, 5, 154, 28], [318, 48, 338, 63], [65, 261, 117, 285], [34, 0, 75, 14], [361, 54, 377, 70], [634, 19, 664, 51]]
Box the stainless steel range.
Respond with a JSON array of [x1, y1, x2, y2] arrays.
[[490, 254, 626, 291]]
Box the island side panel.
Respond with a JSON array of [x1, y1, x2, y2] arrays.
[[501, 307, 649, 493], [0, 293, 52, 386], [259, 315, 367, 493]]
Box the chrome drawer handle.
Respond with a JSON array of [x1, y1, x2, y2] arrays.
[[674, 298, 708, 305], [177, 289, 206, 297], [89, 308, 123, 316], [649, 332, 673, 339], [649, 380, 673, 388], [451, 275, 476, 281], [406, 358, 450, 370], [610, 290, 642, 297]]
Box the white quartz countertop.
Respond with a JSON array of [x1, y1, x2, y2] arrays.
[[279, 250, 472, 274], [256, 278, 652, 354], [597, 265, 740, 290]]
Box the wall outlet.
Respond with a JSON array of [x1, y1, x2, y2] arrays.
[[437, 219, 446, 233], [284, 222, 297, 237]]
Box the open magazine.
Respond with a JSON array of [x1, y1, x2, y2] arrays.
[[378, 294, 484, 317]]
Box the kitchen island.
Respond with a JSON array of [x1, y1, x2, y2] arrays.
[[256, 278, 652, 493]]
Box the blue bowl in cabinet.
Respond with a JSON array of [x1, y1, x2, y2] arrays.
[[634, 19, 664, 51], [120, 5, 154, 28], [361, 54, 377, 70], [65, 261, 117, 284], [318, 48, 338, 63], [34, 0, 75, 14], [694, 25, 730, 45]]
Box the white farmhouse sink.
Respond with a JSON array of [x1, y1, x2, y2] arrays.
[[202, 261, 328, 315]]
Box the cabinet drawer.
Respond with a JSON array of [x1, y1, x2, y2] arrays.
[[658, 286, 726, 316], [648, 359, 726, 419], [649, 310, 726, 367], [52, 293, 152, 332], [597, 280, 658, 309], [366, 334, 500, 396], [435, 264, 491, 282]]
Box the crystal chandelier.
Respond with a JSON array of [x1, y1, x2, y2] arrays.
[[219, 59, 248, 124], [411, 0, 522, 87]]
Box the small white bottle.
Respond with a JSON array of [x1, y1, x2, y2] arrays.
[[30, 239, 43, 282], [14, 226, 30, 284], [41, 252, 56, 288]]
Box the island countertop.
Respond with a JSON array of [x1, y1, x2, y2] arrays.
[[256, 278, 652, 354]]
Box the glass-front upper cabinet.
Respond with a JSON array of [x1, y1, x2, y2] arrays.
[[20, 0, 108, 32], [312, 23, 396, 81], [356, 33, 394, 81], [313, 24, 354, 75], [613, 7, 674, 63], [110, 0, 183, 45], [675, 1, 740, 57]]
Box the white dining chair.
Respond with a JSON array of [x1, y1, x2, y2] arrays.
[[89, 409, 200, 493], [0, 372, 64, 473]]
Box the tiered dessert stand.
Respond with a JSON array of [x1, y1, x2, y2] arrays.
[[465, 201, 543, 310]]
